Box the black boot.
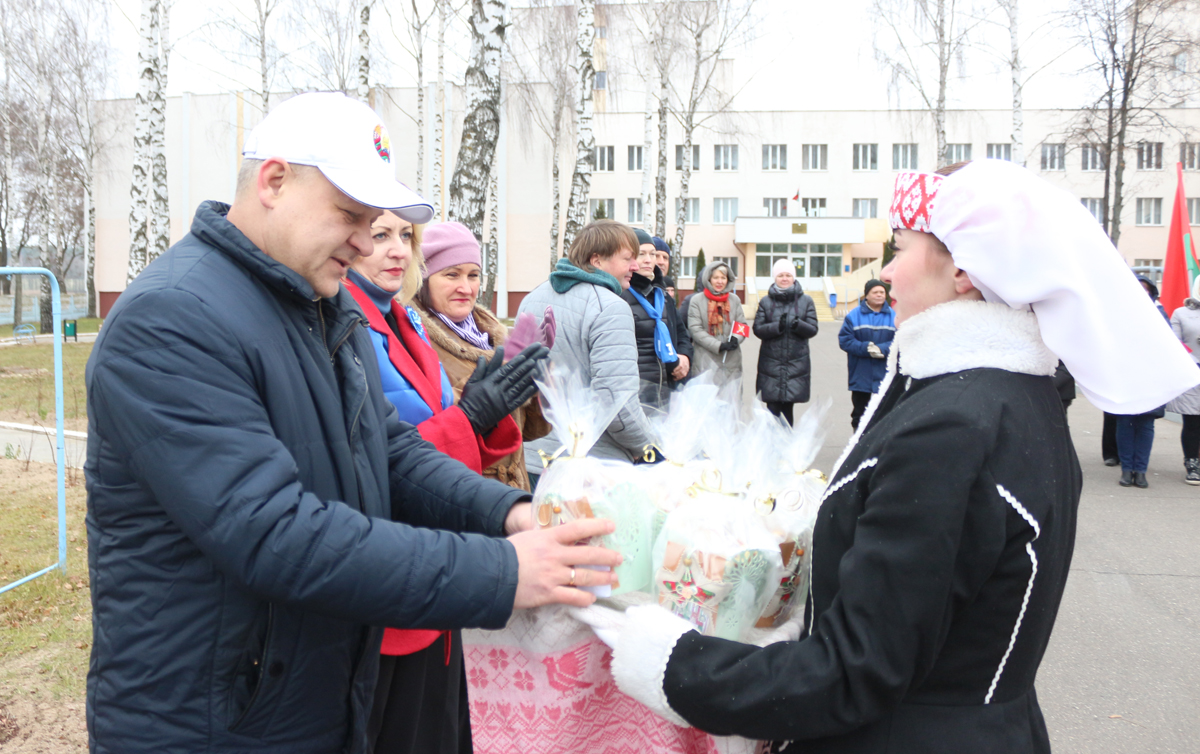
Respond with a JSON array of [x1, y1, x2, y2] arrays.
[[1134, 471, 1149, 489], [1185, 459, 1200, 486], [1119, 470, 1134, 487], [1104, 457, 1120, 467]]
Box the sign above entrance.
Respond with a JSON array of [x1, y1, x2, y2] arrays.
[[791, 223, 808, 234]]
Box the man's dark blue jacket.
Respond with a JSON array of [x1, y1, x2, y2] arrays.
[[838, 300, 897, 393], [84, 202, 526, 754]]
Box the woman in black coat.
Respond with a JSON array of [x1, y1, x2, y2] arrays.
[[624, 230, 693, 408], [753, 259, 818, 425], [580, 160, 1200, 754]]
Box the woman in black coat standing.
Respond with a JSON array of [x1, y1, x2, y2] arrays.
[[753, 259, 818, 425], [624, 229, 693, 408]]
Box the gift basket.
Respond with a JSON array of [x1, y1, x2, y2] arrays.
[[531, 362, 655, 595]]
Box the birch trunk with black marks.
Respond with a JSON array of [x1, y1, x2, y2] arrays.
[[411, 0, 426, 196], [933, 0, 948, 167], [561, 0, 595, 252], [126, 0, 155, 283], [432, 0, 447, 220], [447, 0, 505, 250], [641, 67, 654, 232], [1003, 0, 1024, 166], [148, 0, 170, 265], [356, 2, 370, 102], [654, 60, 668, 239], [549, 115, 562, 270], [483, 161, 499, 310]]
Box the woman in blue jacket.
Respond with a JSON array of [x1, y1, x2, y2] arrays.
[[838, 279, 896, 428]]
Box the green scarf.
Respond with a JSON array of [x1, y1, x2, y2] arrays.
[[549, 257, 623, 297]]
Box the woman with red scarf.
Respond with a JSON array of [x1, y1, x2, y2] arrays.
[[343, 210, 548, 754], [686, 261, 748, 386]]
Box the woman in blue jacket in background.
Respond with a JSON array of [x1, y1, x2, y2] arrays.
[[838, 279, 896, 429]]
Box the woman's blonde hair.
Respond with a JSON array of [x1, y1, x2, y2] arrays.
[[395, 222, 426, 305]]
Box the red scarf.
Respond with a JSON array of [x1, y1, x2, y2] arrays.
[[704, 287, 731, 336]]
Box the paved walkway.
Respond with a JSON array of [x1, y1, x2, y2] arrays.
[[763, 324, 1200, 754]]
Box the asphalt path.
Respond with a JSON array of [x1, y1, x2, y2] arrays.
[[738, 322, 1200, 753]]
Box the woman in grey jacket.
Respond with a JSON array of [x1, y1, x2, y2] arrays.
[[687, 262, 748, 386], [1166, 275, 1200, 484]]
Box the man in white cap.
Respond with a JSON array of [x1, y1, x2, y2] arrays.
[[84, 92, 620, 754]]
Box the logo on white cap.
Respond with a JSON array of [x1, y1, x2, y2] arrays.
[[242, 92, 432, 224]]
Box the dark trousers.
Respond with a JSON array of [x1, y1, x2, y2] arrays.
[[850, 391, 873, 430], [1115, 414, 1156, 473], [368, 631, 471, 754], [1102, 412, 1119, 461], [766, 401, 795, 426], [1182, 414, 1200, 459]]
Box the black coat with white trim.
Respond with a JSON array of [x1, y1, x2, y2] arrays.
[[614, 301, 1081, 754]]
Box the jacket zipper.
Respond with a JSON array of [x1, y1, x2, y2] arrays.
[[231, 604, 275, 731]]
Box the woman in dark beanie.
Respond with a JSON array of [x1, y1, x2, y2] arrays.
[[624, 228, 693, 407], [838, 279, 897, 429], [753, 258, 818, 425]]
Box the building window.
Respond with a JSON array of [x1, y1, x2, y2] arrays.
[[628, 145, 643, 171], [764, 197, 788, 217], [593, 71, 607, 90], [713, 197, 738, 224], [675, 197, 700, 224], [755, 244, 791, 277], [1137, 142, 1163, 170], [1081, 145, 1105, 172], [714, 144, 739, 171], [800, 197, 827, 217], [851, 257, 877, 272], [987, 143, 1012, 161], [852, 198, 878, 218], [762, 144, 788, 171], [1136, 197, 1163, 226], [1189, 197, 1200, 222], [1174, 51, 1188, 74], [713, 255, 739, 280], [853, 144, 878, 171], [589, 198, 614, 220], [1041, 143, 1065, 171], [594, 145, 615, 172], [944, 143, 972, 163], [1134, 258, 1163, 269], [596, 25, 607, 39], [1081, 198, 1103, 222], [675, 144, 700, 171], [628, 198, 643, 223], [893, 143, 918, 170], [1181, 143, 1200, 171], [801, 144, 828, 171], [682, 256, 698, 277]]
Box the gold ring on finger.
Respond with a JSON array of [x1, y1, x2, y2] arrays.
[[569, 567, 577, 587]]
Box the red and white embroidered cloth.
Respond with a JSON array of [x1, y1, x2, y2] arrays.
[[465, 636, 718, 754], [888, 171, 944, 233]]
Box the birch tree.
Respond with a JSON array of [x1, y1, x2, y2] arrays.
[[874, 0, 983, 167], [1063, 0, 1198, 244], [447, 0, 506, 250], [509, 1, 574, 269], [482, 159, 499, 309], [355, 1, 372, 101], [385, 0, 438, 196], [126, 0, 156, 283], [148, 0, 170, 265], [1001, 0, 1024, 165], [198, 0, 291, 113], [668, 0, 756, 269], [291, 0, 358, 93], [0, 0, 17, 296], [433, 0, 448, 219], [562, 0, 596, 252]]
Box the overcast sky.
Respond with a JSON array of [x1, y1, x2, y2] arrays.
[[104, 0, 1095, 111]]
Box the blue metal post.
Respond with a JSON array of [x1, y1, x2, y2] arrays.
[[0, 267, 67, 595]]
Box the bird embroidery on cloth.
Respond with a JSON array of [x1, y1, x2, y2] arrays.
[[541, 643, 594, 692]]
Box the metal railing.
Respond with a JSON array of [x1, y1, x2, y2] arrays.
[[0, 267, 67, 594]]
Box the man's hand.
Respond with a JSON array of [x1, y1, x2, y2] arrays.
[[867, 342, 884, 359], [671, 354, 690, 381], [505, 502, 533, 535], [509, 518, 622, 609]]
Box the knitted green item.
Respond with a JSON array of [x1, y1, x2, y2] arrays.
[[549, 257, 623, 297]]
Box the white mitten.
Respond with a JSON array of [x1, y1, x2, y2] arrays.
[[568, 604, 626, 649], [610, 604, 697, 727]]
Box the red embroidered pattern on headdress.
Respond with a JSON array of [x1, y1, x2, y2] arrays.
[[889, 171, 944, 233]]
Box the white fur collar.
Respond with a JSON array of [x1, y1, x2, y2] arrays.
[[894, 300, 1058, 380]]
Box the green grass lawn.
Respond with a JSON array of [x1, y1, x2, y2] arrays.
[[0, 342, 92, 431], [0, 317, 102, 339], [0, 458, 91, 700]]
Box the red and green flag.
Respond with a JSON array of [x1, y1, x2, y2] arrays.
[[1160, 162, 1196, 317]]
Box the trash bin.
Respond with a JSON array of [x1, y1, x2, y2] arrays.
[[63, 319, 77, 341]]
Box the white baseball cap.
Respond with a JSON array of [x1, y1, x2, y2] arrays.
[[242, 92, 435, 224]]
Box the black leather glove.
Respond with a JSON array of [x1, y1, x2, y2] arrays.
[[789, 317, 804, 334], [718, 339, 739, 353], [458, 343, 550, 435], [778, 313, 790, 332]]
